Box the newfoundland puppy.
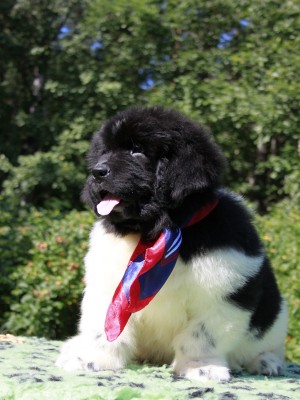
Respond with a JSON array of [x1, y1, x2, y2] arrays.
[[56, 107, 287, 382]]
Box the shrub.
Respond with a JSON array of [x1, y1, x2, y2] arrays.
[[2, 208, 94, 339], [0, 197, 34, 323], [256, 201, 300, 363]]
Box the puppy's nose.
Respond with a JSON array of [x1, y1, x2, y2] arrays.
[[92, 163, 111, 180]]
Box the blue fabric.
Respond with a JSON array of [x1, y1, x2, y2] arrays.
[[122, 255, 144, 302]]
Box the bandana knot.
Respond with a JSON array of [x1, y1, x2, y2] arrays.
[[105, 198, 219, 341]]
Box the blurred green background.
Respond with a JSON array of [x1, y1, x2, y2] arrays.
[[0, 0, 299, 362]]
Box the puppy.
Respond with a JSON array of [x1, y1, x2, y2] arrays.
[[56, 107, 288, 382]]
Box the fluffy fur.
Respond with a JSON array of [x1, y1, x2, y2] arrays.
[[56, 107, 288, 382]]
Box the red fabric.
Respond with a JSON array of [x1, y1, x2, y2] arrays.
[[104, 199, 219, 341], [105, 232, 167, 341]]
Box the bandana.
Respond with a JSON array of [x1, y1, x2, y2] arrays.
[[105, 198, 219, 341]]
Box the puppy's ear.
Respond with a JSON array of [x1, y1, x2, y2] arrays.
[[157, 129, 226, 204]]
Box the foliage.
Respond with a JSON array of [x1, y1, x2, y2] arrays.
[[143, 0, 300, 211], [1, 0, 299, 211], [2, 121, 90, 209], [256, 202, 300, 363], [0, 196, 34, 321], [2, 207, 94, 339], [0, 0, 87, 160]]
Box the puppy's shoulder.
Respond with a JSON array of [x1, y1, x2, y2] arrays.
[[216, 188, 253, 221], [180, 189, 263, 262]]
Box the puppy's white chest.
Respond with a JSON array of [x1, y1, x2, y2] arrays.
[[84, 221, 262, 365], [84, 221, 141, 293]]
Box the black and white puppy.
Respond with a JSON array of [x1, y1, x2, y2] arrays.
[[56, 107, 287, 382]]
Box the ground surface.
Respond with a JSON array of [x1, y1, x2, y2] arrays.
[[0, 336, 299, 400]]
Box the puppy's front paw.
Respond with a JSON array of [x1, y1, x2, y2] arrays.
[[55, 335, 128, 372], [174, 359, 231, 382]]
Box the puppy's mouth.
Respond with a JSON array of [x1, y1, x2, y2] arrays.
[[96, 193, 122, 216]]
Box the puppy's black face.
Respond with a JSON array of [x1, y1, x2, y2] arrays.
[[82, 107, 226, 238]]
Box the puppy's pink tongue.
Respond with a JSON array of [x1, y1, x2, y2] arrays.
[[97, 195, 121, 216]]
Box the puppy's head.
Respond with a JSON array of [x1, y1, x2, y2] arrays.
[[82, 107, 226, 238]]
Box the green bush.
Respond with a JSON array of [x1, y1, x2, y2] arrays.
[[0, 197, 34, 322], [2, 125, 90, 211], [256, 202, 300, 363], [2, 208, 94, 339]]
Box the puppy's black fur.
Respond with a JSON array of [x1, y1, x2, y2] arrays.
[[82, 106, 283, 338]]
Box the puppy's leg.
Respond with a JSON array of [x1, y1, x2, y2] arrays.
[[172, 322, 231, 382], [229, 300, 288, 377], [55, 289, 135, 372], [56, 222, 139, 372], [55, 335, 133, 372]]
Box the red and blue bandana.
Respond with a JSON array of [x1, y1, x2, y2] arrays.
[[105, 198, 219, 341]]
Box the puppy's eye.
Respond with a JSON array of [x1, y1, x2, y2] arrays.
[[130, 145, 143, 156]]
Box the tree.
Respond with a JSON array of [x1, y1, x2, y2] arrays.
[[141, 0, 300, 211], [1, 0, 299, 212]]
